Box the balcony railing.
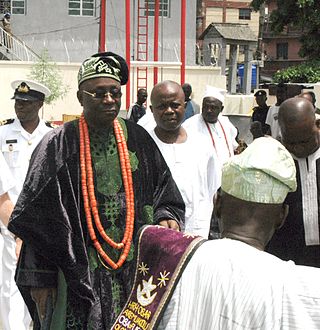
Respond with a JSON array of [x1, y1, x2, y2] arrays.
[[0, 26, 40, 62]]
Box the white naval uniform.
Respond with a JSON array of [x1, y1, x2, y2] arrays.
[[0, 152, 15, 296], [0, 118, 52, 330], [149, 130, 221, 238]]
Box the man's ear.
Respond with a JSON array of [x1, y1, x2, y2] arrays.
[[150, 105, 153, 113], [277, 203, 289, 230], [37, 101, 44, 110], [77, 90, 83, 106]]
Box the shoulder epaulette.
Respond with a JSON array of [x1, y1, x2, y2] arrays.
[[45, 121, 59, 128], [0, 118, 14, 126]]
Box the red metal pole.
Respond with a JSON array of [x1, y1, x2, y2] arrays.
[[99, 0, 106, 52], [125, 0, 131, 110], [180, 0, 186, 85], [153, 0, 160, 85]]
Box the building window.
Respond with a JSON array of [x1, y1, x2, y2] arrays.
[[276, 43, 288, 60], [10, 0, 25, 15], [0, 1, 10, 14], [145, 0, 170, 18], [69, 0, 95, 16], [239, 8, 251, 20]]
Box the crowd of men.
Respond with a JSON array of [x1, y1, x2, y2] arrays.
[[0, 51, 319, 329]]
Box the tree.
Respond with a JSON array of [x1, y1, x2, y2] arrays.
[[28, 49, 69, 105], [251, 0, 320, 60], [273, 60, 320, 83]]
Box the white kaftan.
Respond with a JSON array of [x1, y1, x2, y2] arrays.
[[158, 239, 320, 330], [137, 110, 156, 132], [265, 105, 281, 140], [184, 114, 238, 166], [149, 130, 221, 238]]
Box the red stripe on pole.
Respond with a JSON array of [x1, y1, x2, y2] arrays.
[[99, 0, 106, 52], [180, 0, 186, 85], [125, 0, 131, 110], [153, 0, 160, 85]]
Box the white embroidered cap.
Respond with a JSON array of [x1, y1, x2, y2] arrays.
[[203, 85, 226, 104], [221, 137, 297, 204]]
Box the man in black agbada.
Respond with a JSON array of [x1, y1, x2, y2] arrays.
[[267, 97, 320, 268], [8, 52, 185, 329]]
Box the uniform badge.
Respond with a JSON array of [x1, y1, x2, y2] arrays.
[[17, 82, 30, 93]]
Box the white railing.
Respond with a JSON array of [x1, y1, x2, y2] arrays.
[[0, 26, 40, 62]]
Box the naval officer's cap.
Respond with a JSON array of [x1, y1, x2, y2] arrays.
[[11, 80, 51, 102]]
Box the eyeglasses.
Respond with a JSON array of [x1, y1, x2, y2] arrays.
[[83, 89, 122, 100]]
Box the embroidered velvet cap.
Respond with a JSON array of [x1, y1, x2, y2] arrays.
[[78, 52, 129, 87], [11, 80, 51, 102], [221, 137, 297, 204], [203, 85, 226, 104]]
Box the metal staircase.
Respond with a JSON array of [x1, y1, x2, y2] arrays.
[[0, 26, 39, 62], [136, 0, 149, 92]]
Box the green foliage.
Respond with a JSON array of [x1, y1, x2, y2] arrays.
[[250, 0, 320, 60], [297, 0, 315, 6], [28, 49, 69, 105], [273, 61, 320, 83], [251, 0, 265, 11]]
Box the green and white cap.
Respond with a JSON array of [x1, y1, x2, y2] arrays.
[[78, 52, 128, 87], [221, 137, 297, 204]]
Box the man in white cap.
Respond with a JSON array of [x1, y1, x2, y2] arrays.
[[184, 85, 238, 167], [157, 137, 320, 329], [0, 79, 53, 329], [184, 85, 238, 238]]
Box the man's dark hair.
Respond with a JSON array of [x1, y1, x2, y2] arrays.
[[137, 88, 147, 96], [182, 83, 192, 98]]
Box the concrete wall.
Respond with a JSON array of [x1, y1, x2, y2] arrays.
[[0, 61, 80, 122], [10, 0, 197, 64], [205, 8, 223, 25], [12, 0, 99, 62], [0, 60, 228, 122]]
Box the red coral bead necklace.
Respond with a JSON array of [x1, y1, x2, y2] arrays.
[[79, 113, 135, 270]]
